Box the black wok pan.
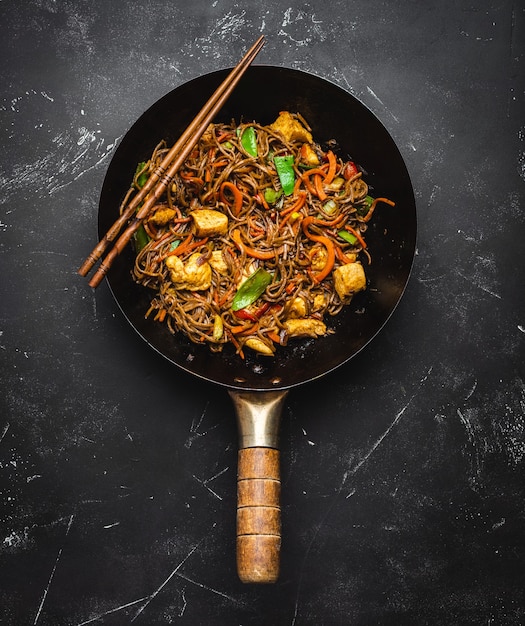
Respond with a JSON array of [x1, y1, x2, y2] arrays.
[[98, 66, 417, 583]]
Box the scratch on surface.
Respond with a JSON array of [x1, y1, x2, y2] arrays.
[[103, 522, 120, 529], [76, 596, 151, 625], [349, 367, 433, 478], [0, 422, 10, 445], [278, 7, 325, 46], [194, 10, 247, 57], [301, 427, 316, 446], [178, 589, 187, 617], [366, 86, 399, 123], [192, 466, 229, 500], [77, 523, 238, 625], [130, 523, 217, 622], [291, 471, 349, 626], [455, 268, 501, 300], [457, 407, 483, 486], [465, 379, 478, 401], [34, 515, 74, 625], [291, 368, 432, 624], [185, 401, 221, 448], [175, 572, 241, 604]]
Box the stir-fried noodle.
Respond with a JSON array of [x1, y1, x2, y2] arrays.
[[124, 112, 394, 357]]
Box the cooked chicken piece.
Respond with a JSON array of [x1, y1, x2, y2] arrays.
[[310, 245, 328, 272], [299, 143, 320, 167], [342, 252, 358, 263], [209, 250, 229, 275], [288, 296, 307, 319], [165, 252, 212, 291], [284, 318, 327, 338], [149, 207, 177, 226], [244, 337, 275, 356], [200, 123, 215, 143], [191, 209, 228, 237], [269, 111, 313, 144], [312, 293, 327, 312], [333, 262, 366, 300]]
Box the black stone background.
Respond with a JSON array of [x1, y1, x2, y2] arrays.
[[1, 1, 524, 624]]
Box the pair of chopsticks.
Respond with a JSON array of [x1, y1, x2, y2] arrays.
[[78, 35, 265, 289]]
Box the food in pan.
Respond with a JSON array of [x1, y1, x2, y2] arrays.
[[127, 111, 394, 357]]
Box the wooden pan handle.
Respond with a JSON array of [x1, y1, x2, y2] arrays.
[[237, 447, 281, 583]]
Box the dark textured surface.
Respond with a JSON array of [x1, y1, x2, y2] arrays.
[[1, 1, 524, 624]]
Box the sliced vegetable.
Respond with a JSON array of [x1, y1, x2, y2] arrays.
[[264, 187, 282, 204], [240, 126, 258, 157], [324, 150, 337, 184], [362, 196, 396, 222], [357, 195, 374, 217], [220, 181, 243, 216], [212, 314, 224, 341], [338, 229, 358, 245], [343, 161, 359, 180], [274, 155, 295, 195], [322, 199, 338, 216], [231, 268, 272, 311], [134, 224, 150, 252]]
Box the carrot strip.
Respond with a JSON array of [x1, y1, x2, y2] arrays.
[[230, 322, 259, 335], [335, 245, 356, 264], [314, 174, 327, 201], [302, 175, 317, 196], [161, 235, 210, 260], [312, 237, 334, 282], [220, 181, 243, 216], [324, 150, 337, 185], [301, 165, 329, 199], [344, 225, 367, 249], [293, 177, 303, 196], [280, 190, 307, 217], [179, 172, 205, 187], [257, 192, 270, 210], [216, 131, 232, 143], [231, 229, 275, 259], [161, 232, 192, 258], [363, 197, 396, 222], [301, 166, 327, 179], [301, 218, 335, 282], [266, 331, 282, 344]]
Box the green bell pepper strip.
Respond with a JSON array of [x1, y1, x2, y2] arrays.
[[231, 268, 272, 311], [274, 155, 295, 195], [338, 229, 358, 245], [134, 225, 150, 252], [240, 126, 258, 157]]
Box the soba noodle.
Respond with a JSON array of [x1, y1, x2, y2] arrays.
[[124, 112, 394, 357]]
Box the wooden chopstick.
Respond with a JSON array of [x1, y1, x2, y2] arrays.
[[78, 34, 265, 287]]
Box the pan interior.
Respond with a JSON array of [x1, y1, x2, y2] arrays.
[[99, 66, 417, 391]]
